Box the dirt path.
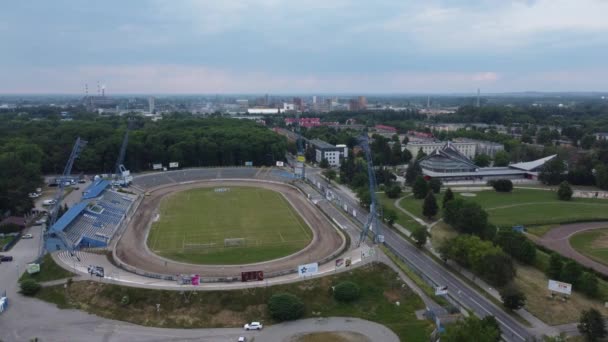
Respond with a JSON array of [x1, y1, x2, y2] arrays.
[[114, 179, 344, 277], [536, 221, 608, 276]]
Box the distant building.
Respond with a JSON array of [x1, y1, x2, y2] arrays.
[[247, 108, 280, 114], [374, 124, 398, 134], [236, 99, 249, 112], [453, 138, 504, 157], [358, 96, 367, 109], [148, 96, 155, 113], [595, 133, 608, 141], [309, 139, 348, 167], [285, 117, 321, 128], [293, 97, 303, 111], [406, 140, 477, 159], [349, 97, 367, 111]]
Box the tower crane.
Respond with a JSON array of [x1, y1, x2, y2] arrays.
[[358, 133, 384, 246], [113, 125, 132, 186]]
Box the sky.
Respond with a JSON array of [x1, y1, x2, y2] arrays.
[[1, 0, 608, 94]]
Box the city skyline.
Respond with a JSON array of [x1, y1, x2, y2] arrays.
[[1, 0, 608, 94]]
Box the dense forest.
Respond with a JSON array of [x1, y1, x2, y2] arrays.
[[0, 115, 287, 215]]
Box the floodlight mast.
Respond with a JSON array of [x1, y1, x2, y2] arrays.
[[357, 132, 383, 246]]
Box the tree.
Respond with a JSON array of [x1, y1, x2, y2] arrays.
[[385, 184, 402, 199], [479, 251, 516, 286], [579, 272, 599, 297], [561, 260, 582, 285], [557, 181, 573, 201], [405, 162, 422, 185], [493, 150, 510, 167], [490, 179, 513, 192], [416, 148, 427, 161], [268, 293, 305, 321], [494, 230, 536, 264], [383, 208, 397, 226], [412, 176, 429, 199], [578, 309, 606, 342], [444, 199, 490, 237], [357, 188, 371, 209], [319, 158, 330, 169], [390, 141, 403, 165], [596, 164, 608, 190], [443, 315, 501, 342], [547, 253, 564, 280], [412, 226, 429, 248], [474, 154, 491, 167], [20, 279, 41, 296], [333, 281, 360, 302], [500, 285, 526, 310], [580, 134, 597, 150], [304, 146, 316, 162], [429, 178, 442, 194], [422, 191, 438, 219], [442, 188, 454, 208], [322, 169, 337, 184], [539, 157, 566, 185]]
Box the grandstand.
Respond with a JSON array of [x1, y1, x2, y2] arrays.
[[46, 179, 136, 252]]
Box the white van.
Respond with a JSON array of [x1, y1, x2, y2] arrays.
[[42, 199, 56, 206]]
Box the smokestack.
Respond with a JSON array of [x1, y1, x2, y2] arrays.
[[476, 88, 481, 107]]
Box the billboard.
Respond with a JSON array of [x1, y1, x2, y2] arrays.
[[152, 163, 163, 170], [297, 155, 306, 162], [241, 270, 264, 282], [26, 263, 40, 274], [335, 258, 345, 269], [297, 262, 319, 277], [548, 280, 572, 295], [245, 161, 253, 166], [191, 274, 200, 286], [435, 286, 448, 296], [169, 162, 179, 168], [276, 161, 284, 167]]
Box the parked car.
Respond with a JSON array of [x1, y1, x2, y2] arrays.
[[238, 337, 247, 342], [243, 322, 263, 330], [42, 199, 56, 206], [35, 219, 46, 225], [0, 255, 13, 262], [78, 179, 86, 184], [22, 234, 33, 239]]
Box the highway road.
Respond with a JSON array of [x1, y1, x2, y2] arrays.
[[305, 168, 534, 341]]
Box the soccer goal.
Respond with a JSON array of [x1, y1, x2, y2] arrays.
[[224, 238, 246, 247]]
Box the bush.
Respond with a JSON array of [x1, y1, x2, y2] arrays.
[[333, 281, 360, 302], [412, 176, 428, 199], [579, 272, 599, 297], [20, 279, 41, 296], [500, 285, 526, 310], [429, 178, 442, 194], [268, 293, 305, 321], [491, 179, 513, 193], [0, 223, 21, 234], [385, 185, 402, 199], [557, 181, 573, 201]]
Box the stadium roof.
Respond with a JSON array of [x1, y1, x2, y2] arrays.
[[509, 154, 557, 171], [82, 179, 109, 199], [423, 167, 527, 178], [50, 201, 88, 233]]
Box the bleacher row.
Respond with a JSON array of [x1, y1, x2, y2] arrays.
[[63, 190, 136, 248]]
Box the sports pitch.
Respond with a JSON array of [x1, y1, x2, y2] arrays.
[[147, 186, 313, 265], [570, 228, 608, 267]]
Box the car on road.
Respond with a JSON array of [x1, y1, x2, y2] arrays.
[[243, 322, 263, 330], [42, 199, 56, 206], [22, 234, 33, 239], [28, 192, 41, 198], [78, 179, 86, 184], [0, 255, 14, 262], [35, 218, 46, 225]]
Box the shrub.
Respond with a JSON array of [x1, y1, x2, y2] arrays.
[[268, 293, 305, 321], [500, 285, 526, 310], [20, 279, 41, 296], [491, 179, 513, 192], [121, 295, 130, 306], [579, 272, 599, 297], [333, 281, 361, 302], [412, 176, 429, 199], [385, 185, 402, 199], [429, 178, 442, 194], [557, 181, 573, 201], [0, 223, 21, 234]]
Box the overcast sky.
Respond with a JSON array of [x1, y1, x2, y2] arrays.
[[1, 0, 607, 94]]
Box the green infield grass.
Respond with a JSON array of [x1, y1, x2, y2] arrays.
[[570, 228, 608, 266], [398, 188, 608, 227], [147, 186, 312, 264]]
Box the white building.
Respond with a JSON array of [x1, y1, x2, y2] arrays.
[[406, 141, 477, 159], [247, 108, 280, 114], [236, 99, 249, 112], [148, 96, 155, 114], [310, 139, 348, 167]]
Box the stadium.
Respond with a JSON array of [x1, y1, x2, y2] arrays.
[[51, 167, 347, 283]]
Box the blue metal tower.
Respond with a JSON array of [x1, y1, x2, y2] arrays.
[[358, 133, 383, 246]]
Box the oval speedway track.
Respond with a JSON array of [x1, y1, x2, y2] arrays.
[[114, 168, 344, 277]]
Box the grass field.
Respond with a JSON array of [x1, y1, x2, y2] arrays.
[[398, 188, 608, 227], [19, 253, 75, 283], [570, 228, 608, 266], [147, 186, 313, 264], [377, 193, 426, 231], [36, 263, 432, 340]]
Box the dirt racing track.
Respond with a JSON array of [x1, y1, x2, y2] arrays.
[[535, 221, 608, 276], [113, 168, 345, 279]]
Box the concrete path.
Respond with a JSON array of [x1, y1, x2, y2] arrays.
[[394, 195, 428, 227], [536, 221, 608, 276]]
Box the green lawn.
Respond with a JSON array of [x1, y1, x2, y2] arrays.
[[36, 263, 432, 341], [147, 186, 312, 264], [398, 188, 608, 227], [377, 193, 426, 231], [0, 236, 13, 250], [19, 253, 75, 283], [570, 229, 608, 266]]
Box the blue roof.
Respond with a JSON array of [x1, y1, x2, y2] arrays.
[[82, 179, 109, 199], [50, 201, 89, 232]]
